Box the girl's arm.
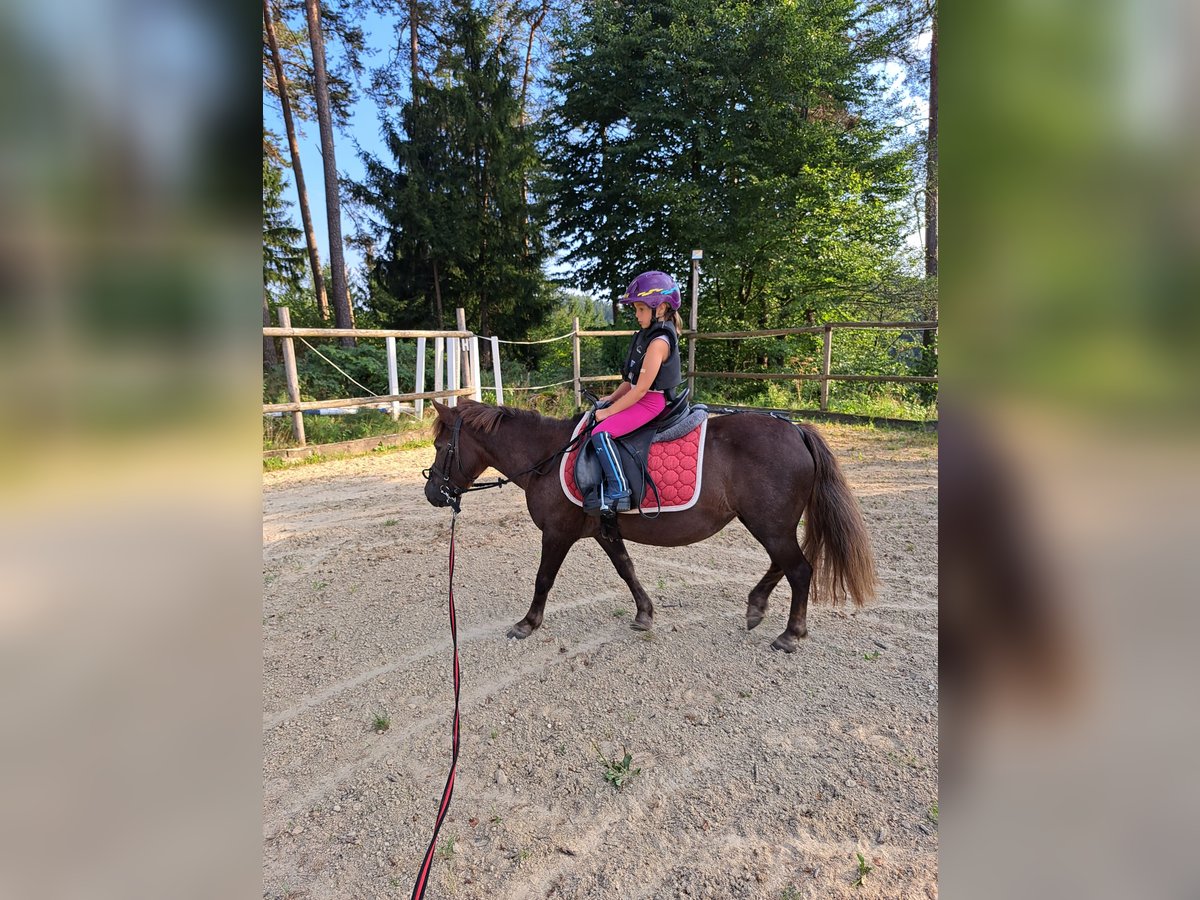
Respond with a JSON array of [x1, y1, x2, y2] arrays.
[[595, 341, 668, 422], [601, 381, 633, 405]]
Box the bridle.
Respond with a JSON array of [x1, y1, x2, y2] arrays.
[[422, 418, 471, 512], [421, 412, 593, 513]]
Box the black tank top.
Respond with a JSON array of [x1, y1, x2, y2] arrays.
[[622, 323, 682, 393]]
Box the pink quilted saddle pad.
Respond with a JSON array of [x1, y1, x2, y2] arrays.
[[559, 418, 708, 514]]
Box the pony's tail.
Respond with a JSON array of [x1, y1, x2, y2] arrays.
[[796, 424, 877, 606]]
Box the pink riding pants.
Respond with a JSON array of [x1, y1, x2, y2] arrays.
[[593, 390, 666, 438]]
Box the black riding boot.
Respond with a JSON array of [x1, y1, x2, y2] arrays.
[[590, 430, 632, 515]]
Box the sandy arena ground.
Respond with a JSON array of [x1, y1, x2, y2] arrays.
[[263, 421, 938, 899]]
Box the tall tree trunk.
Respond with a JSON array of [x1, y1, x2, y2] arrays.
[[303, 0, 354, 345], [264, 0, 330, 322], [408, 0, 420, 98], [342, 259, 357, 328], [263, 293, 279, 367], [923, 9, 938, 347], [519, 2, 548, 124], [518, 2, 548, 255]]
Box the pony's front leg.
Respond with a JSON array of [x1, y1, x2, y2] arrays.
[[507, 530, 576, 639], [594, 531, 654, 630]]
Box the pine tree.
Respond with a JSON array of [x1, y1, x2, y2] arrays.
[[357, 0, 551, 338]]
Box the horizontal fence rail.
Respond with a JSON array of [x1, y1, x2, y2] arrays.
[[689, 372, 939, 383], [263, 327, 472, 339], [263, 388, 475, 415]]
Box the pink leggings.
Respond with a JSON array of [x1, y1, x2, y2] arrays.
[[593, 391, 666, 438]]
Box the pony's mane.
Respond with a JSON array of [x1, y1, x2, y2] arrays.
[[433, 401, 579, 439]]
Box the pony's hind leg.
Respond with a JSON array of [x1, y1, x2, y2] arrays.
[[771, 549, 814, 653], [740, 519, 814, 652], [593, 532, 654, 630], [746, 563, 784, 631], [508, 530, 575, 639]]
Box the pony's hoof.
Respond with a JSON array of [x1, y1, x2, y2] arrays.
[[746, 612, 765, 631], [631, 614, 653, 631], [770, 632, 805, 653], [506, 621, 534, 639]]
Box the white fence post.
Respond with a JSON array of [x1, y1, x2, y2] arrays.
[[415, 336, 427, 419], [471, 336, 483, 401], [490, 335, 503, 406], [385, 336, 400, 420], [434, 337, 444, 405], [447, 335, 459, 407]]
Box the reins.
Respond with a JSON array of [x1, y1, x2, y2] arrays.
[[410, 412, 590, 898], [409, 509, 460, 900], [422, 414, 592, 513]]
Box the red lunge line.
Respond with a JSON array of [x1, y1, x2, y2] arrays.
[[411, 514, 461, 900]]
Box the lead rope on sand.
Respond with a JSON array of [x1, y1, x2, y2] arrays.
[[410, 510, 461, 900]]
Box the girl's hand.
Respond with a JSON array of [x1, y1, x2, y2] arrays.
[[594, 408, 610, 423]]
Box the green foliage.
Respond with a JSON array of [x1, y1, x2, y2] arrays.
[[853, 851, 873, 887], [262, 409, 401, 451], [263, 145, 305, 293], [543, 0, 918, 323], [356, 0, 552, 338], [597, 747, 642, 789]]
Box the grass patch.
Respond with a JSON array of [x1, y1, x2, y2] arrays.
[[853, 851, 873, 887], [862, 650, 880, 661], [263, 408, 403, 451], [262, 441, 407, 472], [886, 750, 926, 771], [436, 835, 456, 861], [828, 394, 937, 422], [371, 712, 391, 733], [928, 802, 939, 825], [597, 747, 642, 790], [383, 519, 398, 527]]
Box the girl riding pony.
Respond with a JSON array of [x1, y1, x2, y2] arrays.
[[591, 270, 684, 515]]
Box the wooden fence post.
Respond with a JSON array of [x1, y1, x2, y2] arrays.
[[385, 336, 400, 420], [572, 316, 581, 407], [490, 335, 503, 406], [820, 324, 833, 411], [415, 337, 427, 419], [278, 307, 306, 447], [689, 250, 701, 398]]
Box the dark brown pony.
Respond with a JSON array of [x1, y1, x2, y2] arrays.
[[424, 399, 875, 651]]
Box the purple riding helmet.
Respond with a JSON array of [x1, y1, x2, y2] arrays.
[[618, 270, 682, 310]]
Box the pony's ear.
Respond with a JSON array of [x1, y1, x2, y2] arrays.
[[431, 400, 455, 423]]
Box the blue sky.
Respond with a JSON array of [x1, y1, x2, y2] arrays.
[[265, 16, 931, 288]]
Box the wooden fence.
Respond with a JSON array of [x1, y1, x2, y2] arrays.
[[263, 306, 494, 447], [263, 306, 937, 448], [572, 320, 938, 410]]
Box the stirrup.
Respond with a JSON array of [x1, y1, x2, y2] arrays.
[[600, 491, 632, 515]]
